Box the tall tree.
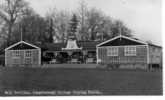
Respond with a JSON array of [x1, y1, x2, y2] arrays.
[[0, 0, 28, 45], [68, 14, 79, 40], [95, 16, 113, 41], [11, 14, 49, 44], [111, 20, 132, 38], [46, 9, 71, 43], [77, 0, 88, 40], [46, 18, 54, 43], [86, 8, 103, 40]]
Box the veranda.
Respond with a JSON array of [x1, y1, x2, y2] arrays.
[[43, 49, 96, 64]]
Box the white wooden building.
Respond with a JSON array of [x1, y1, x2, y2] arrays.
[[96, 35, 162, 69], [5, 41, 41, 67]]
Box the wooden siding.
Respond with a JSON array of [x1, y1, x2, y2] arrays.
[[5, 49, 40, 66], [98, 45, 148, 64], [149, 45, 162, 65]]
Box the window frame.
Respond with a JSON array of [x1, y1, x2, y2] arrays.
[[24, 50, 33, 64], [25, 50, 32, 58], [107, 47, 119, 56], [11, 50, 21, 64], [12, 50, 21, 58], [124, 46, 137, 56]]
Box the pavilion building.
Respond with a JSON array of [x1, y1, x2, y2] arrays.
[[40, 35, 101, 64], [96, 35, 162, 69], [5, 41, 41, 67]]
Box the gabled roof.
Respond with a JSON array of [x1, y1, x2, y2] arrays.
[[5, 41, 40, 51], [97, 35, 148, 47]]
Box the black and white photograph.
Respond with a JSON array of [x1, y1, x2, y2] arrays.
[[0, 0, 163, 96]]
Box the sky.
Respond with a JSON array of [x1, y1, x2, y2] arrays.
[[25, 0, 162, 45]]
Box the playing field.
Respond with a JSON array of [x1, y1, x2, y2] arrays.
[[0, 65, 163, 96]]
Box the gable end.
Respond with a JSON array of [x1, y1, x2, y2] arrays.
[[97, 36, 147, 47], [5, 41, 40, 51]]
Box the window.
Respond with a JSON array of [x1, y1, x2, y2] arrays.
[[13, 50, 21, 57], [107, 47, 118, 56], [25, 50, 32, 64], [25, 50, 32, 57], [124, 46, 136, 56], [12, 50, 21, 64]]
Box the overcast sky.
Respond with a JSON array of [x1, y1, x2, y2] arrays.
[[26, 0, 162, 45]]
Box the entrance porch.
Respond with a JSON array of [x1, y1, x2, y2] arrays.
[[43, 50, 96, 64]]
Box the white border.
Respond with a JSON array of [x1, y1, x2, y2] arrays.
[[1, 0, 164, 100]]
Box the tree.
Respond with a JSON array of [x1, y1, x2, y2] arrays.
[[111, 20, 132, 38], [45, 3, 132, 42], [0, 0, 28, 45], [46, 9, 71, 43], [86, 8, 104, 40], [77, 0, 88, 40], [46, 18, 54, 43], [11, 13, 49, 44], [95, 16, 113, 41], [77, 4, 133, 41], [68, 14, 79, 40]]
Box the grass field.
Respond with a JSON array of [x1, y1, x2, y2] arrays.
[[0, 65, 163, 96]]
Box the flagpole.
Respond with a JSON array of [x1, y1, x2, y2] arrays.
[[21, 24, 22, 41], [20, 23, 23, 41], [119, 23, 122, 40], [20, 24, 23, 47]]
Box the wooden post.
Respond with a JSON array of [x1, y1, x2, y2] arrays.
[[5, 50, 7, 66], [96, 47, 98, 64], [39, 49, 41, 65], [147, 45, 150, 70]]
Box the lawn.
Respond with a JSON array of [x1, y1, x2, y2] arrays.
[[0, 65, 163, 96]]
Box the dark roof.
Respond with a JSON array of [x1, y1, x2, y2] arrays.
[[41, 43, 65, 51], [9, 43, 36, 50], [98, 37, 146, 47], [97, 36, 162, 49], [6, 41, 40, 50], [78, 41, 101, 51], [37, 41, 102, 51]]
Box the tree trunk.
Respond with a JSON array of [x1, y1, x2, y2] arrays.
[[7, 23, 12, 46]]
